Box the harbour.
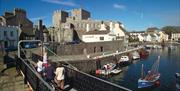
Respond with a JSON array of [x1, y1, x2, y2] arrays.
[[0, 0, 180, 90], [95, 45, 180, 91]]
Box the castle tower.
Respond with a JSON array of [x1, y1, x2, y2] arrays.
[[71, 8, 90, 20], [52, 10, 68, 28]]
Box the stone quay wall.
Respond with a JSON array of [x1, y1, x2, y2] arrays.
[[56, 40, 124, 55]]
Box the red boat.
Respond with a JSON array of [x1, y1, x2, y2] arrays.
[[139, 49, 149, 58]]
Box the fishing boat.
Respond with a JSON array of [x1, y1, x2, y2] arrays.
[[96, 63, 122, 75], [138, 56, 161, 88], [139, 49, 149, 59]]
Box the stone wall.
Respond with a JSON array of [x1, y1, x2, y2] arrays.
[[56, 40, 124, 55]]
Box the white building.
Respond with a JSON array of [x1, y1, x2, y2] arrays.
[[171, 32, 180, 41], [138, 34, 144, 42], [159, 31, 168, 42], [82, 22, 126, 43], [0, 26, 18, 51]]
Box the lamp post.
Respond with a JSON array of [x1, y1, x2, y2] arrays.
[[52, 27, 55, 52]]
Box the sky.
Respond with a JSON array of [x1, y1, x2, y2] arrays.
[[0, 0, 180, 31]]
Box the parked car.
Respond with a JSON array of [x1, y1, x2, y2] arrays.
[[5, 46, 17, 52], [24, 43, 37, 49]]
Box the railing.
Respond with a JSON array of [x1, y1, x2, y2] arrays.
[[64, 66, 132, 91], [18, 56, 55, 91]]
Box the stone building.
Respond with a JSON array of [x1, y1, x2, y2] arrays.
[[0, 8, 33, 40], [0, 26, 18, 51], [51, 8, 127, 43], [34, 20, 50, 42]]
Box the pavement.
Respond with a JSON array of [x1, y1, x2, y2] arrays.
[[0, 52, 30, 91]]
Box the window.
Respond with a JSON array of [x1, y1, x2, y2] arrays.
[[100, 46, 103, 52], [4, 31, 7, 36], [10, 31, 13, 37], [94, 47, 96, 53], [100, 37, 104, 40]]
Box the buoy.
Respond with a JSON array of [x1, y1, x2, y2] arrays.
[[96, 70, 101, 75], [155, 80, 160, 86]]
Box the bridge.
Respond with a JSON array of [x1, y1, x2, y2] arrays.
[[17, 40, 132, 91]]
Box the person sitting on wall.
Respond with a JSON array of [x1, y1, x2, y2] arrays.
[[36, 59, 43, 76], [43, 48, 48, 68], [54, 63, 65, 91]]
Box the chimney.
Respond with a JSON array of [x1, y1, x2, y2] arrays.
[[110, 22, 113, 31], [86, 24, 90, 32], [38, 19, 43, 31]]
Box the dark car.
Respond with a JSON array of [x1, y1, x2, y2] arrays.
[[24, 43, 37, 49], [5, 46, 17, 52]]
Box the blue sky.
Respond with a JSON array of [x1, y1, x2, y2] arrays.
[[0, 0, 180, 31]]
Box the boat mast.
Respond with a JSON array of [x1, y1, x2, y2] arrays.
[[150, 56, 160, 75], [141, 64, 144, 79]]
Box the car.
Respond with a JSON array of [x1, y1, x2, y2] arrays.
[[24, 43, 37, 49], [5, 46, 17, 52]]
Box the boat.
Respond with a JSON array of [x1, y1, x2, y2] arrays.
[[132, 51, 140, 60], [175, 73, 180, 90], [145, 45, 153, 49], [95, 63, 122, 75], [119, 56, 129, 63], [153, 45, 162, 49], [111, 68, 122, 75], [139, 49, 149, 59], [138, 56, 161, 88]]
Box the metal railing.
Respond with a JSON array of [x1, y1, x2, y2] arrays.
[[17, 40, 55, 91], [64, 66, 132, 91], [18, 55, 55, 91]]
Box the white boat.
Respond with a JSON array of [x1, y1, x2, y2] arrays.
[[111, 68, 122, 74], [96, 63, 122, 75], [119, 56, 129, 63], [153, 45, 162, 49], [132, 51, 140, 60]]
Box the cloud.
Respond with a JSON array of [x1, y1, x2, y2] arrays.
[[42, 0, 78, 7], [30, 16, 46, 21], [113, 4, 126, 10]]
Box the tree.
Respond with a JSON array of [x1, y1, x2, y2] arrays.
[[161, 26, 177, 39]]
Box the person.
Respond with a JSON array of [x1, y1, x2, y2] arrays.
[[44, 62, 55, 83], [54, 63, 65, 91], [36, 60, 43, 76], [15, 55, 21, 76], [43, 50, 48, 68]]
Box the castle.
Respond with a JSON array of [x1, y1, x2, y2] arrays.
[[50, 8, 127, 43]]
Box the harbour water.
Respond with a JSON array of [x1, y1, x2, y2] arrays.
[[105, 46, 180, 91]]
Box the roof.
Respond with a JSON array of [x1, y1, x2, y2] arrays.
[[147, 27, 159, 31], [129, 31, 145, 33], [83, 30, 110, 35], [150, 34, 156, 37]]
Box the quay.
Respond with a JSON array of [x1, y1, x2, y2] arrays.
[[15, 40, 133, 91]]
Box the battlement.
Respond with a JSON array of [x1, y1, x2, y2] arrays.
[[53, 10, 68, 14], [14, 8, 26, 15]]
